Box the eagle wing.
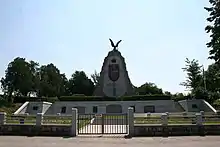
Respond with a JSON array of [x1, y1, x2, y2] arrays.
[[109, 38, 115, 47], [115, 40, 122, 47]]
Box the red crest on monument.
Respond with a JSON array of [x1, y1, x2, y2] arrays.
[[108, 64, 120, 82]]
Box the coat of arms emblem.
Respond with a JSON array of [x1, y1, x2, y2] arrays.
[[108, 64, 120, 82]]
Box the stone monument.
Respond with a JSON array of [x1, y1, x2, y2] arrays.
[[93, 39, 135, 97]]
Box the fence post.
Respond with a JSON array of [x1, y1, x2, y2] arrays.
[[71, 108, 78, 137], [165, 112, 169, 117], [183, 111, 187, 118], [196, 113, 203, 126], [0, 112, 6, 125], [161, 113, 168, 126], [200, 111, 204, 116], [36, 113, 43, 126], [128, 107, 134, 137], [161, 113, 168, 137], [196, 113, 205, 136]]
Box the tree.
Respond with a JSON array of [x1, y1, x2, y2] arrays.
[[164, 91, 172, 96], [193, 87, 209, 100], [1, 57, 34, 97], [205, 0, 220, 63], [136, 82, 163, 95], [37, 64, 66, 97], [203, 63, 220, 103], [180, 58, 203, 92], [91, 70, 100, 86], [205, 63, 220, 92], [28, 60, 40, 96], [171, 92, 185, 101], [68, 71, 94, 96]]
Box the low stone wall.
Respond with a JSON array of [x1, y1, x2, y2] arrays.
[[0, 124, 71, 136], [134, 124, 220, 137]]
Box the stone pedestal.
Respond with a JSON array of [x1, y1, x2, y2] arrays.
[[71, 108, 78, 137], [196, 113, 203, 126], [161, 113, 168, 126], [93, 49, 134, 96], [128, 107, 134, 137], [36, 113, 43, 126], [0, 112, 6, 125]]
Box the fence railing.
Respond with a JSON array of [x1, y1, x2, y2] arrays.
[[0, 113, 73, 125], [1, 111, 220, 126], [5, 115, 36, 125], [0, 109, 78, 137], [0, 109, 220, 137], [134, 112, 220, 125]]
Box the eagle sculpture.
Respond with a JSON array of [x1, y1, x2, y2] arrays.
[[109, 38, 122, 51]]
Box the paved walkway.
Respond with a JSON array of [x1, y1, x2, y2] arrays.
[[0, 136, 220, 147], [79, 125, 127, 134]]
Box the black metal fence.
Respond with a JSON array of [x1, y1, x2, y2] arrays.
[[77, 113, 128, 134]]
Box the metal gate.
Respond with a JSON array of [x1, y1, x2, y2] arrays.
[[77, 113, 128, 134]]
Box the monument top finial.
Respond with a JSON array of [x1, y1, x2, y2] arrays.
[[109, 38, 122, 51]]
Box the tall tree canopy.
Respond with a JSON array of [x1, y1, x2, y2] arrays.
[[205, 63, 220, 92], [180, 58, 203, 92], [205, 0, 220, 63], [68, 71, 95, 96], [135, 82, 163, 95], [1, 57, 34, 97], [37, 63, 66, 97]]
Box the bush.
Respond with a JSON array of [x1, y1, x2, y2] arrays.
[[13, 96, 59, 103], [10, 94, 171, 102], [59, 94, 171, 101], [59, 96, 116, 101]]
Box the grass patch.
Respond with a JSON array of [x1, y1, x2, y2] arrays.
[[5, 115, 37, 124], [42, 116, 72, 124], [78, 119, 91, 129]]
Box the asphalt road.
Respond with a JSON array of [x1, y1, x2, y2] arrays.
[[0, 136, 220, 147]]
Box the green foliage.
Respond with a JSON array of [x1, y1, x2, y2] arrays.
[[135, 82, 163, 95], [0, 57, 95, 98], [205, 0, 220, 63], [37, 64, 67, 97], [0, 98, 22, 114], [213, 99, 220, 106], [164, 91, 172, 96], [180, 58, 203, 91], [91, 70, 100, 86], [67, 71, 94, 96], [192, 87, 209, 100], [1, 57, 34, 97], [171, 93, 186, 101], [208, 92, 220, 105], [13, 96, 59, 103], [205, 63, 220, 92]]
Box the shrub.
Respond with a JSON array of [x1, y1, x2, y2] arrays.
[[11, 94, 171, 102], [13, 96, 59, 103], [59, 94, 171, 101]]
